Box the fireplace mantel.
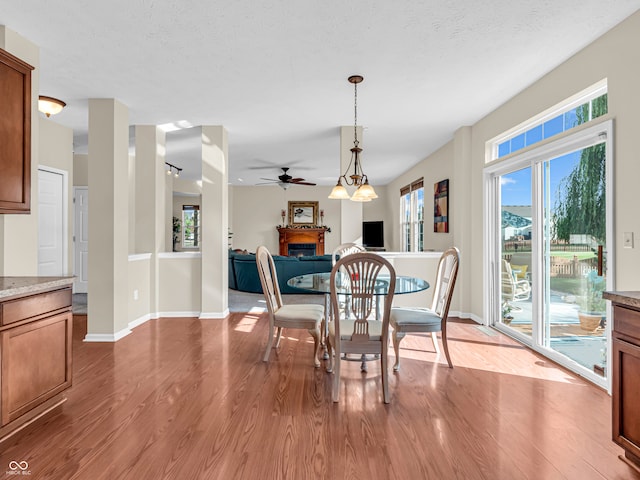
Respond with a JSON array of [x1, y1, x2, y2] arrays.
[[277, 227, 327, 256]]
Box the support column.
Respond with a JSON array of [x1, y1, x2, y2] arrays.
[[134, 126, 166, 316], [200, 125, 229, 318], [452, 126, 472, 316], [339, 125, 364, 244], [86, 99, 130, 341]]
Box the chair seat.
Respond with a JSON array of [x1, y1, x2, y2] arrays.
[[274, 304, 324, 328], [390, 307, 442, 332], [329, 319, 384, 341]]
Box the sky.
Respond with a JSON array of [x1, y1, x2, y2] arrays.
[[500, 150, 582, 208]]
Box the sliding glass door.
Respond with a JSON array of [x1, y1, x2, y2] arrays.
[[490, 121, 612, 388], [542, 145, 607, 376]]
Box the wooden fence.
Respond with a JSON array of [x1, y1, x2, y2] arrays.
[[502, 254, 597, 278]]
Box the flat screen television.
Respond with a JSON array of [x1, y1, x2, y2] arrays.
[[362, 221, 384, 248]]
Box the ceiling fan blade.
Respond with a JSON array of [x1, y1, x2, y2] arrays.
[[293, 181, 316, 186], [289, 178, 305, 182], [259, 178, 279, 182]]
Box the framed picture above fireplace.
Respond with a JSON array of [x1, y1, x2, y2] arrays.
[[288, 201, 318, 226]]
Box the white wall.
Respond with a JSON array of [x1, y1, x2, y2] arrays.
[[73, 154, 88, 186], [386, 142, 456, 253], [158, 253, 202, 315], [128, 254, 151, 327], [230, 185, 346, 255], [0, 26, 39, 275]]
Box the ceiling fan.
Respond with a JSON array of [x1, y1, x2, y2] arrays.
[[257, 167, 316, 189]]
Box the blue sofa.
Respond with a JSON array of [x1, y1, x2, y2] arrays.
[[229, 251, 332, 294]]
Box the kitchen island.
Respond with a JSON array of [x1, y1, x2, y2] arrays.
[[0, 276, 74, 444]]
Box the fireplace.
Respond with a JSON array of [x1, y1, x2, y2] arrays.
[[277, 227, 327, 256], [288, 243, 316, 257]]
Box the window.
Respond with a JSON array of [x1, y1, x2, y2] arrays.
[[491, 82, 608, 161], [182, 205, 200, 248], [400, 178, 424, 252]]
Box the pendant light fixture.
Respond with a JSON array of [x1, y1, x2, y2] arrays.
[[329, 75, 378, 202]]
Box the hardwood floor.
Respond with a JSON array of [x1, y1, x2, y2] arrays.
[[1, 313, 638, 479]]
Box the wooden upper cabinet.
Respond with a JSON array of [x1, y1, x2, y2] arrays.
[[0, 48, 34, 214]]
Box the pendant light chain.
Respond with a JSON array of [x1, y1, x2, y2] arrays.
[[353, 80, 359, 147]]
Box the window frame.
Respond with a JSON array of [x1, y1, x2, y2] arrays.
[[182, 205, 200, 249], [399, 178, 424, 252], [487, 80, 608, 162]]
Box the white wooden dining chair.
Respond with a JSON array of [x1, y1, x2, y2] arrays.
[[256, 246, 324, 367], [389, 247, 460, 370], [326, 252, 396, 403], [331, 243, 366, 266]]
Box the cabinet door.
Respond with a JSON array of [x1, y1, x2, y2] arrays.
[[612, 336, 640, 455], [1, 312, 72, 425], [0, 48, 34, 214]]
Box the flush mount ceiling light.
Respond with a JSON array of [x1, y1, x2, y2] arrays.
[[328, 75, 378, 202], [38, 95, 66, 117], [165, 162, 182, 178]]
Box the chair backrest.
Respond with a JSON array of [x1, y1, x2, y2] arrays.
[[430, 247, 460, 321], [501, 259, 530, 301], [330, 252, 396, 342], [331, 243, 366, 266], [256, 246, 283, 314], [501, 259, 514, 295]]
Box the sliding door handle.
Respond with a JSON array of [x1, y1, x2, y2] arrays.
[[597, 245, 603, 276]]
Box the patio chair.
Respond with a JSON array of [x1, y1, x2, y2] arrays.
[[502, 259, 531, 302]]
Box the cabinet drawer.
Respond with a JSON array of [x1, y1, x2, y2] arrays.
[[613, 305, 640, 340], [1, 288, 71, 326]]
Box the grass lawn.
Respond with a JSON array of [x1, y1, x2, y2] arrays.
[[550, 277, 584, 295], [549, 251, 596, 260]]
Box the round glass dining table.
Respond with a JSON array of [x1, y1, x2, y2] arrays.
[[286, 272, 430, 296], [287, 272, 430, 370]]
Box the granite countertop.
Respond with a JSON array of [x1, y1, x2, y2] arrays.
[[0, 276, 74, 300], [603, 291, 640, 309]]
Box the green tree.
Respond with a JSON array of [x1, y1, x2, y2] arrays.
[[552, 95, 607, 243]]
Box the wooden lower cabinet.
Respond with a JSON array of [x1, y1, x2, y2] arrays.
[[611, 303, 640, 470], [0, 285, 72, 441]]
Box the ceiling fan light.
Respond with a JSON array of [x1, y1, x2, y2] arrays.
[[278, 182, 291, 190], [328, 180, 350, 199], [38, 95, 66, 117]]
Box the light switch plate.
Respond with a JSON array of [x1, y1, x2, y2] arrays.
[[623, 232, 634, 248]]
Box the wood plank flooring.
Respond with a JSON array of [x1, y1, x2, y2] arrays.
[[1, 312, 638, 480]]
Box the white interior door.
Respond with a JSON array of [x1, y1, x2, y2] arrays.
[[38, 168, 67, 276], [74, 187, 89, 293]]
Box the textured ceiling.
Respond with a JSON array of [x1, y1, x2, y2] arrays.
[[2, 1, 639, 186]]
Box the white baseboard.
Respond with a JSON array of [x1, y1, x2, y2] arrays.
[[129, 314, 151, 330], [450, 310, 484, 325], [84, 328, 132, 342], [199, 309, 230, 319], [157, 311, 201, 318]]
